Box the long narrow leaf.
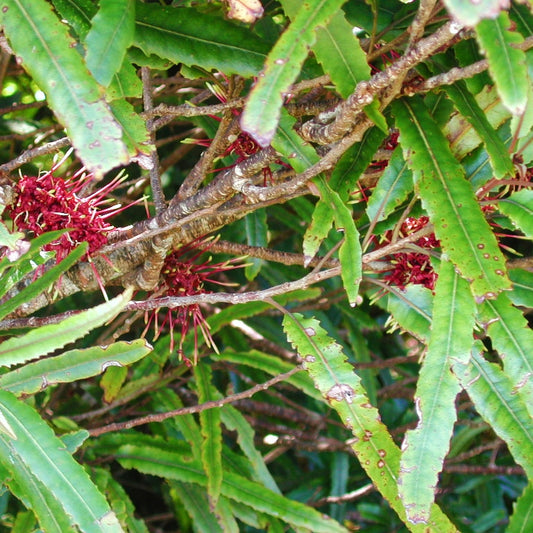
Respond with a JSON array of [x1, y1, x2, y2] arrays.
[[85, 0, 135, 86], [134, 2, 268, 78], [392, 97, 510, 300], [0, 339, 151, 396], [194, 364, 223, 507], [476, 12, 529, 115], [498, 189, 533, 238], [282, 313, 458, 531], [0, 390, 122, 532], [314, 177, 361, 305], [0, 0, 129, 174], [399, 261, 475, 524], [508, 482, 533, 533], [452, 347, 533, 479], [241, 0, 346, 146], [116, 442, 348, 532], [445, 81, 514, 178], [0, 288, 133, 367], [478, 293, 533, 419]]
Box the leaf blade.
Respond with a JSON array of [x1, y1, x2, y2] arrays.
[[392, 96, 510, 300], [0, 0, 130, 174]]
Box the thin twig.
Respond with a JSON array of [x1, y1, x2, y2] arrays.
[[88, 365, 302, 436]]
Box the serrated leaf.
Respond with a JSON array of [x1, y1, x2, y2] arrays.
[[0, 339, 151, 396], [444, 81, 514, 178], [476, 12, 529, 115], [116, 442, 348, 532], [452, 346, 533, 479], [442, 0, 510, 26], [380, 284, 433, 342], [507, 482, 533, 533], [365, 146, 413, 223], [478, 293, 533, 419], [85, 0, 135, 86], [0, 288, 133, 368], [109, 98, 152, 160], [0, 242, 87, 322], [241, 0, 346, 146], [445, 85, 511, 160], [498, 188, 533, 238], [0, 0, 129, 175], [282, 313, 457, 531], [392, 97, 510, 300], [399, 261, 475, 524], [134, 2, 268, 78], [0, 390, 122, 532], [194, 364, 223, 507], [314, 177, 361, 305]]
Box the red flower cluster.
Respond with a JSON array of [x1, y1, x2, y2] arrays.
[[8, 168, 123, 262], [147, 238, 244, 363], [383, 216, 440, 290]]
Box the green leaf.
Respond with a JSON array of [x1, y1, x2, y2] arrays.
[[445, 85, 511, 160], [85, 0, 135, 86], [244, 209, 268, 281], [508, 482, 533, 533], [392, 97, 510, 301], [108, 98, 152, 160], [272, 108, 320, 173], [0, 0, 129, 175], [220, 405, 280, 494], [442, 0, 510, 26], [478, 293, 533, 419], [282, 313, 457, 531], [0, 230, 64, 294], [116, 442, 348, 532], [498, 189, 533, 238], [134, 2, 268, 78], [0, 390, 122, 532], [194, 364, 223, 507], [241, 0, 346, 146], [311, 10, 370, 98], [509, 268, 533, 308], [0, 242, 87, 322], [444, 81, 514, 178], [211, 350, 321, 401], [0, 339, 151, 396], [452, 347, 533, 479], [92, 467, 150, 533], [399, 261, 475, 524], [476, 12, 529, 115], [365, 146, 413, 223], [171, 481, 224, 533], [314, 177, 361, 305], [380, 284, 433, 343], [0, 288, 133, 368]]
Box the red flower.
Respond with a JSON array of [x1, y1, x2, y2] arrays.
[[8, 168, 124, 262], [146, 237, 245, 363], [383, 216, 440, 290]]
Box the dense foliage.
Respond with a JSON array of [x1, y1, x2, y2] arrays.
[[0, 0, 532, 531]]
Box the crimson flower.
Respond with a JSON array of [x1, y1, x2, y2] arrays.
[[146, 238, 244, 363], [8, 167, 124, 262], [383, 216, 440, 291]]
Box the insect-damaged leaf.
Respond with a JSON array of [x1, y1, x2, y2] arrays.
[[282, 313, 458, 531], [392, 97, 510, 301]]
